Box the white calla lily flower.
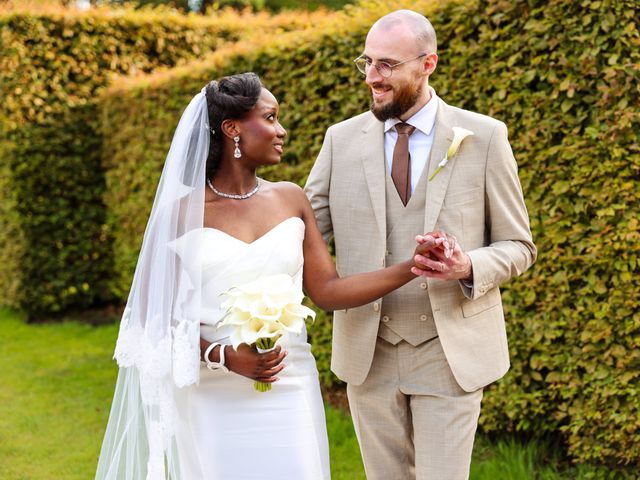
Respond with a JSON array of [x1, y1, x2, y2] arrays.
[[429, 127, 474, 181], [279, 304, 316, 333], [447, 127, 474, 158], [250, 303, 283, 322]]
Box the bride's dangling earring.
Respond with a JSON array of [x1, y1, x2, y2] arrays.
[[233, 135, 241, 158]]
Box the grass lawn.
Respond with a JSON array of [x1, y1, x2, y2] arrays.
[[0, 309, 590, 479]]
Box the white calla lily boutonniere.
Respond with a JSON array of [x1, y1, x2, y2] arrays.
[[428, 127, 474, 181]]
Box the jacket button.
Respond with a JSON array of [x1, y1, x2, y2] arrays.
[[420, 282, 427, 290], [382, 315, 390, 323], [373, 302, 380, 312], [420, 314, 428, 322]]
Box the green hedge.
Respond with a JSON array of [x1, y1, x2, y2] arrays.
[[101, 0, 639, 471], [0, 4, 326, 315]]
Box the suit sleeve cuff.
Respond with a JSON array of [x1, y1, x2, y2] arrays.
[[458, 278, 474, 299]]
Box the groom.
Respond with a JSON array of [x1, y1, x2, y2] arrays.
[[305, 9, 536, 479]]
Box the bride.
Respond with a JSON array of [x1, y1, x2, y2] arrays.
[[95, 72, 442, 480]]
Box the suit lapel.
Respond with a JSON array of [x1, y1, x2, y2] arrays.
[[360, 115, 387, 241], [424, 98, 454, 233]]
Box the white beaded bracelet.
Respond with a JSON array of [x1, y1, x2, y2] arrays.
[[204, 342, 229, 373]]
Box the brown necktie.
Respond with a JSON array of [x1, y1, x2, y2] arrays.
[[391, 122, 416, 206]]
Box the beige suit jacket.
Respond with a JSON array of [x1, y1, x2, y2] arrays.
[[305, 97, 536, 392]]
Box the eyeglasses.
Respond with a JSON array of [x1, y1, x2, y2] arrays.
[[354, 53, 428, 78]]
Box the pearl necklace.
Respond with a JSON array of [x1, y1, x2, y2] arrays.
[[207, 178, 260, 200]]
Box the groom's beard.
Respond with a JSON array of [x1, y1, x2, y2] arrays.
[[370, 81, 422, 121]]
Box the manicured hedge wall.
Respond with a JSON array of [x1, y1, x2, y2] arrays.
[[101, 0, 639, 471], [0, 4, 326, 315]]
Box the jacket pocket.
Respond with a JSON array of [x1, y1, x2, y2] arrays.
[[443, 187, 482, 208], [461, 289, 501, 317]]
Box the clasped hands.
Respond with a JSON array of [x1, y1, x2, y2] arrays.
[[412, 231, 473, 281], [219, 231, 471, 385]]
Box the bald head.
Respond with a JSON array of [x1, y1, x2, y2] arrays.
[[370, 10, 437, 53]]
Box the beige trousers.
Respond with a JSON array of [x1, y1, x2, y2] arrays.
[[347, 336, 483, 480]]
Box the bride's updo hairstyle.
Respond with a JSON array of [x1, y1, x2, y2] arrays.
[[204, 72, 263, 178]]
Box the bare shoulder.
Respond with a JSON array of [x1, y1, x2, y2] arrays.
[[260, 180, 309, 212], [262, 180, 306, 199]]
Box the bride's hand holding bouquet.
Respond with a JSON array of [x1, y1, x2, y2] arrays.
[[219, 274, 316, 392], [221, 343, 287, 387]]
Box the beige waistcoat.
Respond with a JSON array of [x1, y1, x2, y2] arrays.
[[378, 167, 437, 346]]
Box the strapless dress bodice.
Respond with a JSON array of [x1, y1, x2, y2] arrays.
[[170, 216, 305, 340]]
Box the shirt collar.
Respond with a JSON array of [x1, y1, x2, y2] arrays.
[[384, 87, 438, 135]]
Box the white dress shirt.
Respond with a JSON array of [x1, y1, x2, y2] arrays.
[[384, 89, 475, 295], [384, 87, 438, 192]]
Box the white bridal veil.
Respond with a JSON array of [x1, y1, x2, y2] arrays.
[[96, 89, 209, 480]]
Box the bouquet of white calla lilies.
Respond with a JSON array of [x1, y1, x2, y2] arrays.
[[429, 127, 474, 181], [219, 274, 316, 392]]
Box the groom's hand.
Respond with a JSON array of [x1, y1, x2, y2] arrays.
[[412, 231, 473, 281]]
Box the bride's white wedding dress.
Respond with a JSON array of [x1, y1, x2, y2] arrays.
[[170, 216, 331, 480]]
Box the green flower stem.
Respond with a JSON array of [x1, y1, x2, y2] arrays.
[[428, 166, 443, 181], [255, 381, 271, 392], [254, 336, 277, 392], [256, 337, 275, 350]]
